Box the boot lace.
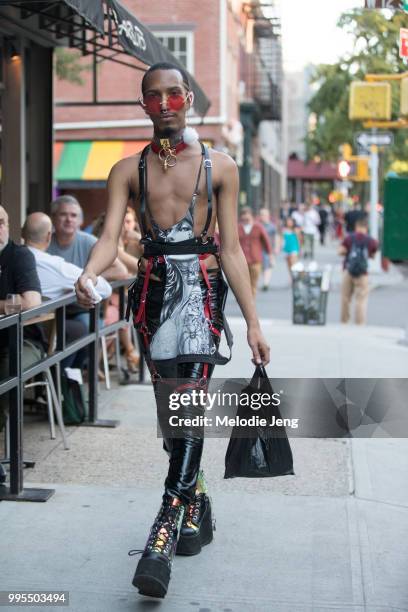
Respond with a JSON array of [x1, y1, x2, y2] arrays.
[[185, 494, 202, 528], [128, 502, 183, 557]]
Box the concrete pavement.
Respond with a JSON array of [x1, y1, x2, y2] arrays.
[[0, 317, 407, 611]]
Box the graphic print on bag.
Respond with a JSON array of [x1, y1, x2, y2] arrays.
[[347, 234, 369, 277]]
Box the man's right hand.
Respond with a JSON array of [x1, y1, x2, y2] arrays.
[[75, 270, 98, 308]]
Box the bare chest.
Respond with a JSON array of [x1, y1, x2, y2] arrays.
[[132, 154, 218, 234]]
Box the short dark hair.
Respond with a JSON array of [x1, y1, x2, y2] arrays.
[[355, 215, 368, 228], [141, 62, 190, 94]]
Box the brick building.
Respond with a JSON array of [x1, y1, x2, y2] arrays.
[[54, 0, 283, 224]]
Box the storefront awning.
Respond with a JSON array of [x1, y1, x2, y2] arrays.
[[107, 0, 211, 117], [63, 0, 105, 34], [55, 140, 149, 182], [0, 0, 105, 35]]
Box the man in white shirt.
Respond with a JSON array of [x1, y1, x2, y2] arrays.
[[23, 212, 112, 301], [301, 203, 320, 259], [22, 212, 112, 371]]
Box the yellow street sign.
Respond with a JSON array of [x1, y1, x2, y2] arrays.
[[349, 82, 392, 121]]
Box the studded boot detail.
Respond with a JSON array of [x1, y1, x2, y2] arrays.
[[176, 470, 214, 556], [131, 495, 185, 598]]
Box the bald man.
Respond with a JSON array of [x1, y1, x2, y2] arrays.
[[23, 212, 112, 301]]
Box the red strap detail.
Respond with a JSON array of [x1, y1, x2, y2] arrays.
[[198, 255, 216, 330], [202, 363, 209, 379], [150, 141, 188, 155], [134, 257, 153, 325]]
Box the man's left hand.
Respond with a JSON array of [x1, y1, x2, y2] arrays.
[[247, 326, 270, 365]]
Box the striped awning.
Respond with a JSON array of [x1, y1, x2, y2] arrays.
[[54, 140, 149, 182]]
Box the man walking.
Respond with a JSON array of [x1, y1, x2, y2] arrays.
[[339, 217, 378, 325], [238, 207, 273, 295], [258, 208, 277, 291], [301, 202, 320, 259], [75, 62, 269, 598]]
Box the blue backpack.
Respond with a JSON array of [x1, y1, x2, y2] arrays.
[[347, 234, 369, 277]]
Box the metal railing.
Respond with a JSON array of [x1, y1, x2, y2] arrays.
[[0, 277, 146, 502]]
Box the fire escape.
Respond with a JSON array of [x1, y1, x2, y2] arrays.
[[241, 0, 282, 122], [240, 0, 282, 206]]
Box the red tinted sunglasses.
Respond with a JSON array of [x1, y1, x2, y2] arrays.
[[141, 92, 190, 115]]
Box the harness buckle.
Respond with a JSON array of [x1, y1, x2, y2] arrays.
[[204, 159, 212, 169]]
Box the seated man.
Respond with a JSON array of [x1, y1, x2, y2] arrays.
[[22, 212, 113, 370], [23, 212, 112, 302], [0, 205, 42, 433], [47, 194, 127, 280], [47, 195, 128, 331]]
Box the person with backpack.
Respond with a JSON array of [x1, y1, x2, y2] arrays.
[[338, 217, 378, 324]]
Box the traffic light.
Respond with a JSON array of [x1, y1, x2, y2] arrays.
[[338, 157, 369, 181], [338, 160, 352, 178], [401, 77, 408, 117], [339, 143, 353, 160]]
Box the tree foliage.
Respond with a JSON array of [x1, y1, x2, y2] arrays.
[[305, 9, 408, 167], [54, 48, 90, 85]]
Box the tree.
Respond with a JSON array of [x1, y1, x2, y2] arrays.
[[55, 48, 91, 85], [305, 9, 408, 168]]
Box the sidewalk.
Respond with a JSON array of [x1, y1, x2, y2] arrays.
[[267, 239, 404, 291], [0, 319, 407, 611]]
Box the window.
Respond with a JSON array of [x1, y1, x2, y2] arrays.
[[154, 31, 194, 74]]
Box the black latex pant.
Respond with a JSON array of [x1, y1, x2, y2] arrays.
[[152, 360, 215, 506], [134, 269, 225, 507]]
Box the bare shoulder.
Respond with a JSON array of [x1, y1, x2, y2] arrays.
[[209, 149, 238, 188], [107, 153, 141, 197], [109, 153, 140, 181], [210, 149, 237, 171]]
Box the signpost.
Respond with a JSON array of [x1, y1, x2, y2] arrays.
[[354, 131, 394, 150]]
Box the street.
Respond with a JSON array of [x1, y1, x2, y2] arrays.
[[226, 238, 408, 330], [1, 299, 407, 611]]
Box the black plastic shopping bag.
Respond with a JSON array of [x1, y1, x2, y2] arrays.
[[224, 365, 294, 478]]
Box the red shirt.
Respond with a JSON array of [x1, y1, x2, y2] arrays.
[[342, 231, 378, 272], [238, 221, 272, 264]]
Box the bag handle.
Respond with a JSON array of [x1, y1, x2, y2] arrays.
[[250, 363, 268, 389]]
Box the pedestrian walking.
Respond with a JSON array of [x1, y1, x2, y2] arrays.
[[75, 62, 270, 599], [258, 207, 277, 291], [344, 201, 365, 234], [317, 201, 330, 245], [301, 202, 320, 259], [339, 217, 378, 325], [281, 216, 300, 279], [238, 206, 273, 296]]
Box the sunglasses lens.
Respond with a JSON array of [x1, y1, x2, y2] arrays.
[[167, 94, 187, 111], [143, 94, 161, 114]]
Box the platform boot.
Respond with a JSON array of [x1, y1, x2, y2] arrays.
[[131, 494, 185, 598], [176, 469, 215, 556]]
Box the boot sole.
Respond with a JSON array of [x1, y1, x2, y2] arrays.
[[132, 558, 170, 598], [176, 504, 213, 556]]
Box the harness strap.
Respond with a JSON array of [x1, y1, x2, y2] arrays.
[[201, 144, 213, 240], [138, 145, 150, 237], [138, 141, 213, 245], [134, 257, 153, 325], [198, 254, 221, 338]]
